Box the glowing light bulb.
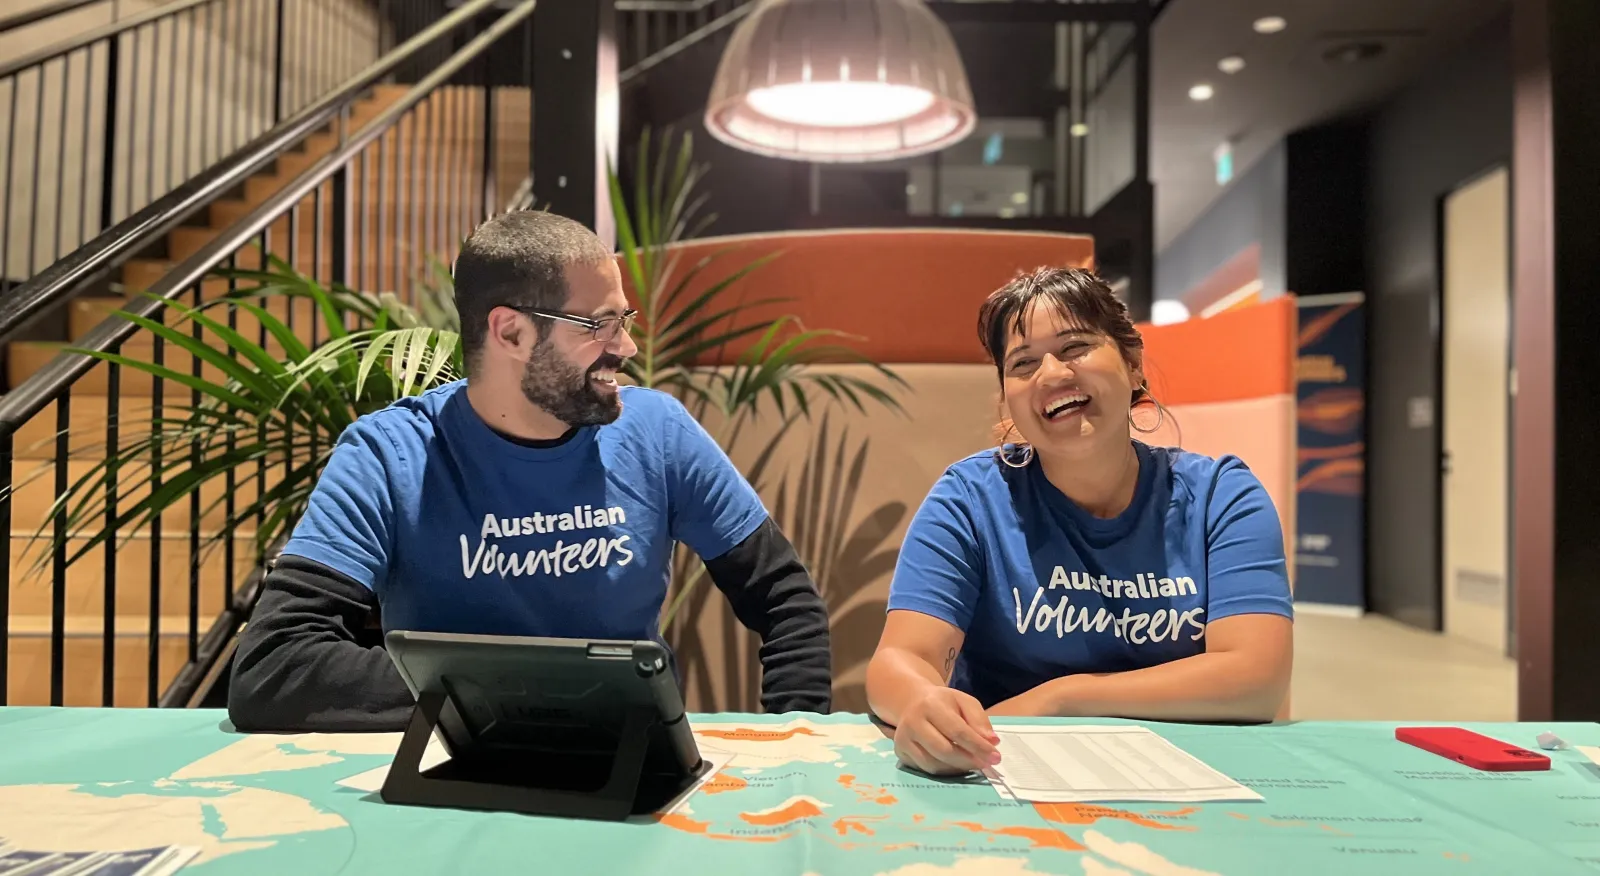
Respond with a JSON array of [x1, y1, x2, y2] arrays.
[[1151, 299, 1191, 326], [744, 82, 936, 127]]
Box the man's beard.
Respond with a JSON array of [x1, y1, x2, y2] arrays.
[[519, 341, 624, 427]]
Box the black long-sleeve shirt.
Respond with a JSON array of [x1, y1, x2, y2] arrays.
[[227, 516, 832, 732]]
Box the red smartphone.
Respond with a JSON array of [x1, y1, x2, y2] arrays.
[[1396, 727, 1551, 772]]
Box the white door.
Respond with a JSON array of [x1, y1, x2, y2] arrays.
[[1441, 166, 1510, 654]]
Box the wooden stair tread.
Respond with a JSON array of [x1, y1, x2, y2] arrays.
[[9, 614, 222, 636]]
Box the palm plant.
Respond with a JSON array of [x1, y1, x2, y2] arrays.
[[611, 129, 907, 630], [10, 260, 463, 578]]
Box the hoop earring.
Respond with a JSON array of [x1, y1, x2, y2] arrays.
[[1000, 443, 1034, 469], [1130, 400, 1166, 434]]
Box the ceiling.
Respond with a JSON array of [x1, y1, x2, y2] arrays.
[[1151, 0, 1507, 252]]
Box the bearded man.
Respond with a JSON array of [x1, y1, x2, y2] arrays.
[[227, 211, 832, 731]]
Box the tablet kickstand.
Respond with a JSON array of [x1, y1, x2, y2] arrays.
[[379, 691, 663, 821]]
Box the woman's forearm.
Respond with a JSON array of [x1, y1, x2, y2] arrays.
[[991, 650, 1288, 722], [864, 647, 948, 727]]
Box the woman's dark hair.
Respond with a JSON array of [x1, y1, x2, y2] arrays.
[[978, 266, 1145, 390]]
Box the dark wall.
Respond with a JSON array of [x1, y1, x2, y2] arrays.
[[1284, 121, 1368, 298], [1154, 141, 1286, 303], [1153, 121, 1368, 307], [1365, 12, 1511, 630], [684, 128, 804, 236]]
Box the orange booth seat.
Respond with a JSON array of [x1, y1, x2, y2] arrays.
[[632, 227, 1097, 365]]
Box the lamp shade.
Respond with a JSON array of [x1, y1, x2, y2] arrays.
[[704, 0, 977, 162]]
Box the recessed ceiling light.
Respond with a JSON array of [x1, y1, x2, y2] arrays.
[[1218, 56, 1246, 74], [1253, 16, 1286, 34], [1188, 83, 1215, 101], [1069, 122, 1089, 137]]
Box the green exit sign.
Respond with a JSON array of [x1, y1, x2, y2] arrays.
[[1214, 141, 1234, 185]]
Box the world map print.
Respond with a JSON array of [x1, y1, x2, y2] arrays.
[[0, 710, 1598, 875]]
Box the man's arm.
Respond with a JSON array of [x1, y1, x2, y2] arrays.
[[702, 517, 832, 714], [228, 555, 414, 732], [661, 396, 833, 713], [227, 418, 405, 731]]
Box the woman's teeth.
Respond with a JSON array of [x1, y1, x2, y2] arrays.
[[1043, 394, 1089, 419]]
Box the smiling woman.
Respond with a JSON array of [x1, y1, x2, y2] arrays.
[[979, 266, 1160, 486], [864, 266, 1296, 778]]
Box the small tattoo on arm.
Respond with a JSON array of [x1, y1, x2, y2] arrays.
[[942, 647, 957, 682]]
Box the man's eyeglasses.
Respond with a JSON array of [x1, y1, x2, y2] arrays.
[[517, 307, 637, 342]]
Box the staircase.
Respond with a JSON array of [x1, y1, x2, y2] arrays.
[[1, 0, 534, 707], [0, 0, 810, 710]]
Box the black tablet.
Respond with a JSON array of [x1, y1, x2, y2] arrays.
[[383, 630, 706, 814]]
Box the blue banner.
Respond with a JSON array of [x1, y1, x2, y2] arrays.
[[1294, 293, 1365, 609]]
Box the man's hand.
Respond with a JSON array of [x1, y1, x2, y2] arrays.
[[892, 687, 1002, 776]]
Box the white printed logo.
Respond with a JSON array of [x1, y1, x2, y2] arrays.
[[1011, 567, 1206, 644], [459, 506, 634, 579]]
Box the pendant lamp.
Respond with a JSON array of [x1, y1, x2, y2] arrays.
[[704, 0, 977, 162]]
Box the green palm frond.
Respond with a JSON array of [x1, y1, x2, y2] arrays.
[[7, 269, 463, 582]]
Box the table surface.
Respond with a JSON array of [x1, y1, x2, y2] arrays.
[[1, 708, 1598, 875]]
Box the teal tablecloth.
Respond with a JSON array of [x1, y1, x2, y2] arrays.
[[1, 708, 1598, 874]]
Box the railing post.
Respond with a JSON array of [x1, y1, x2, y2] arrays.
[[271, 0, 286, 122], [1128, 2, 1152, 322], [50, 397, 70, 707], [481, 72, 495, 218], [332, 161, 351, 288], [532, 0, 618, 246], [0, 431, 10, 706], [99, 31, 120, 232], [378, 0, 391, 56]]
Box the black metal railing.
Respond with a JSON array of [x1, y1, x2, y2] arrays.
[[0, 0, 458, 300], [0, 0, 533, 708]]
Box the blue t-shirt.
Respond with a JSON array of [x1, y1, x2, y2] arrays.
[[887, 441, 1293, 707], [282, 381, 769, 642]]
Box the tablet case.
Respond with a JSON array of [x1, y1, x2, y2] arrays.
[[379, 631, 710, 820]]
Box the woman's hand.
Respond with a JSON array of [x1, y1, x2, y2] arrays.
[[866, 611, 1001, 775], [892, 686, 1003, 776]]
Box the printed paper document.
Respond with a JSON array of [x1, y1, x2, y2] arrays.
[[985, 724, 1262, 803]]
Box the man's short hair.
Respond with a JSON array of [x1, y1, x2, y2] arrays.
[[451, 210, 614, 368]]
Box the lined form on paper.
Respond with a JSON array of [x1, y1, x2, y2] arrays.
[[984, 724, 1262, 804]]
